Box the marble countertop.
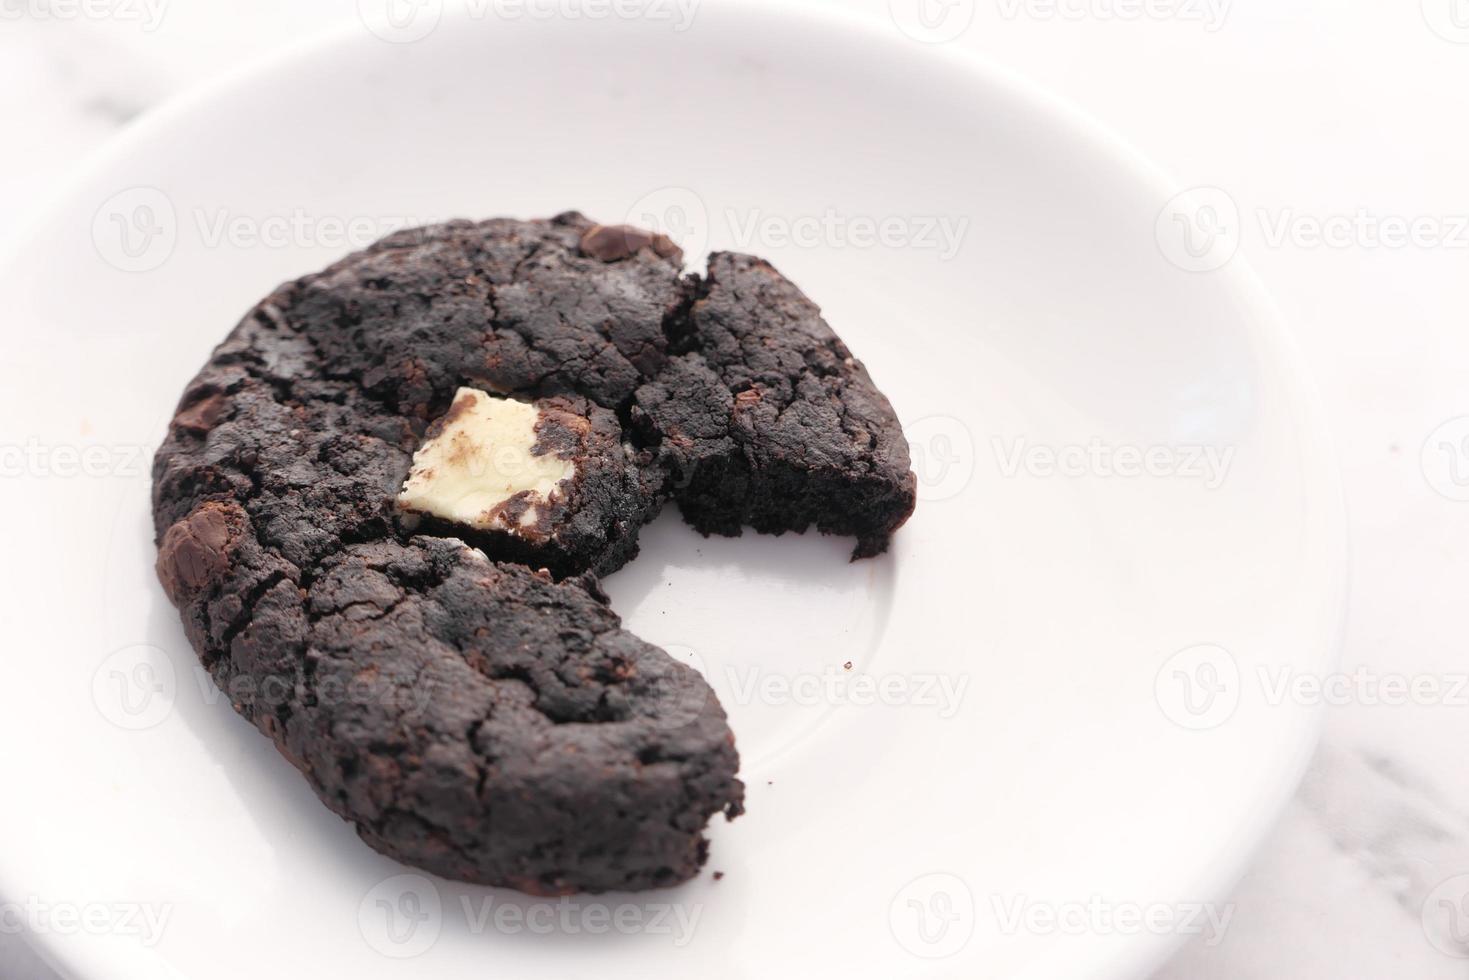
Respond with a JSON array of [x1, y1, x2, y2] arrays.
[[5, 1, 1468, 976]]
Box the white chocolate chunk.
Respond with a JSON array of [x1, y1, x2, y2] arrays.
[[397, 388, 575, 532]]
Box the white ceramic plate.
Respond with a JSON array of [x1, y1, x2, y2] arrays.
[[0, 3, 1344, 978]]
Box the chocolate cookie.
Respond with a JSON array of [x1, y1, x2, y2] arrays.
[[153, 212, 915, 894]]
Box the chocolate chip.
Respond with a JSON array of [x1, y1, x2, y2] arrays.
[[733, 388, 763, 409], [157, 502, 243, 604], [578, 224, 683, 264], [173, 392, 227, 435]]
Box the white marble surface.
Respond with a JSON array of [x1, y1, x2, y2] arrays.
[[5, 1, 1469, 977]]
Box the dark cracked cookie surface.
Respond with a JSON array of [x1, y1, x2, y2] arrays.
[[634, 251, 917, 558], [152, 211, 915, 894]]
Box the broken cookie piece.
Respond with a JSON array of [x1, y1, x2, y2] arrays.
[[635, 252, 917, 558], [397, 387, 664, 578]]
